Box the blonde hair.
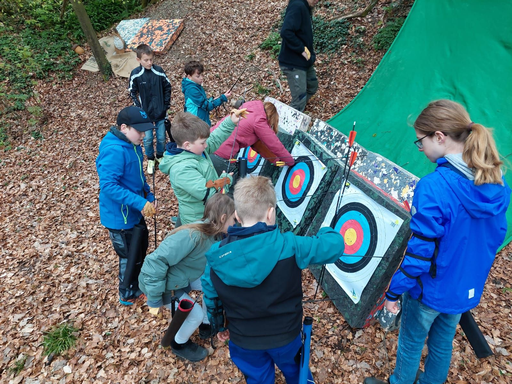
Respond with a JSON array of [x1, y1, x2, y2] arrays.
[[171, 194, 235, 239], [234, 176, 276, 222], [171, 112, 210, 146], [263, 102, 279, 134], [414, 100, 503, 185]]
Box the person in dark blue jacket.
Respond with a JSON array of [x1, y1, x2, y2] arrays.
[[96, 106, 157, 306], [278, 0, 319, 112], [365, 100, 510, 384], [202, 176, 345, 384], [129, 44, 172, 175], [182, 60, 231, 126]]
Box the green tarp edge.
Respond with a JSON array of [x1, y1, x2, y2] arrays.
[[327, 0, 512, 248]]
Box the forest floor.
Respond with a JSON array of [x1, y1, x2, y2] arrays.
[[1, 0, 511, 383]]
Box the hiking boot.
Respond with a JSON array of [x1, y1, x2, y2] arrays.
[[198, 323, 213, 340], [364, 370, 422, 384], [147, 159, 155, 175], [363, 378, 388, 384], [171, 339, 208, 362]]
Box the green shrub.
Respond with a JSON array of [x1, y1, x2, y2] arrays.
[[259, 32, 281, 59], [313, 17, 349, 54], [43, 323, 78, 356], [373, 17, 405, 51]]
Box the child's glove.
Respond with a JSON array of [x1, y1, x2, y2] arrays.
[[206, 177, 231, 191], [303, 47, 311, 60], [148, 307, 160, 317], [142, 201, 156, 217], [229, 108, 249, 125]]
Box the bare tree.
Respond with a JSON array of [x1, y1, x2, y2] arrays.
[[69, 0, 112, 79]]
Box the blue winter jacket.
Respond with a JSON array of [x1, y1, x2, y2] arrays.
[[387, 158, 510, 314], [181, 78, 227, 126], [96, 127, 155, 230], [201, 223, 345, 349]]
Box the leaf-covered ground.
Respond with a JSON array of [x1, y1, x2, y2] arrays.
[[1, 0, 511, 382]]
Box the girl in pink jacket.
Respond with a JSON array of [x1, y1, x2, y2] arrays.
[[210, 100, 295, 177]]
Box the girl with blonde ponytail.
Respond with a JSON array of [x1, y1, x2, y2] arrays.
[[366, 100, 510, 384]]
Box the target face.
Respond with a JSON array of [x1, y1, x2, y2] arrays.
[[275, 141, 327, 228], [331, 202, 377, 273], [239, 147, 265, 177], [321, 184, 403, 304], [281, 156, 314, 208]]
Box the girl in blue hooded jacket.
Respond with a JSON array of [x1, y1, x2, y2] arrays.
[[366, 100, 510, 384]]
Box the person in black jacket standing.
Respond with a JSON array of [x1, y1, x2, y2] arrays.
[[279, 0, 319, 112], [129, 44, 172, 174]]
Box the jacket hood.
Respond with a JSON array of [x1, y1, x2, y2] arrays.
[[107, 126, 132, 145], [159, 144, 200, 175], [206, 223, 283, 288], [181, 77, 200, 93], [437, 158, 511, 219]]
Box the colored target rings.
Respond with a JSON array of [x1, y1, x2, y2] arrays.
[[281, 156, 314, 208], [242, 147, 262, 174], [331, 202, 378, 273]]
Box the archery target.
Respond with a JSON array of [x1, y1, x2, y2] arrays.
[[321, 184, 403, 304], [238, 147, 265, 177], [275, 140, 327, 228]]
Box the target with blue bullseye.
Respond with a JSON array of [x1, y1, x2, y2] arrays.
[[241, 147, 263, 174], [281, 156, 314, 208], [331, 202, 378, 273]]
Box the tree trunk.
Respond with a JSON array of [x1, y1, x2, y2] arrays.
[[60, 0, 69, 20], [69, 0, 112, 79], [334, 0, 380, 21]]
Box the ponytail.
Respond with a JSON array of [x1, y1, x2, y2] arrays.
[[414, 99, 504, 186], [170, 194, 235, 240], [463, 123, 503, 185]]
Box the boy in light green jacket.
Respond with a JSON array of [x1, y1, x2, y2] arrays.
[[159, 110, 245, 225]]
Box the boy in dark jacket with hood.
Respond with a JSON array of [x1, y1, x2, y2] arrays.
[[201, 176, 345, 384], [182, 60, 231, 126], [129, 44, 172, 175], [279, 0, 319, 112], [96, 106, 157, 306]]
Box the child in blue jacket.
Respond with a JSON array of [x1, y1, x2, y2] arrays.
[[365, 100, 510, 384], [96, 106, 157, 306], [202, 176, 346, 384], [182, 60, 231, 126]]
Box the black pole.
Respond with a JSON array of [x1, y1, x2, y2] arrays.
[[161, 299, 195, 348], [459, 311, 493, 359]]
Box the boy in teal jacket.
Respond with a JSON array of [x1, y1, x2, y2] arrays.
[[182, 60, 231, 126], [159, 110, 244, 225], [201, 176, 345, 384]]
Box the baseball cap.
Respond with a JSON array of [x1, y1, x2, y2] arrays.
[[117, 106, 155, 132]]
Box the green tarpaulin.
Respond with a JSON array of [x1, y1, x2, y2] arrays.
[[328, 0, 512, 247]]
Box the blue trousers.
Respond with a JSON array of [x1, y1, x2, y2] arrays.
[[143, 119, 166, 159], [390, 292, 462, 384], [229, 334, 314, 384]]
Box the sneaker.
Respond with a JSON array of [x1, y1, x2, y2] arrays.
[[119, 297, 136, 306], [170, 216, 177, 224], [363, 378, 388, 384], [198, 324, 213, 340], [171, 340, 208, 362], [147, 159, 155, 175]]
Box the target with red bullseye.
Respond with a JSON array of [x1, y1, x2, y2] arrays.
[[330, 202, 377, 273], [241, 147, 263, 174], [281, 156, 314, 208]]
